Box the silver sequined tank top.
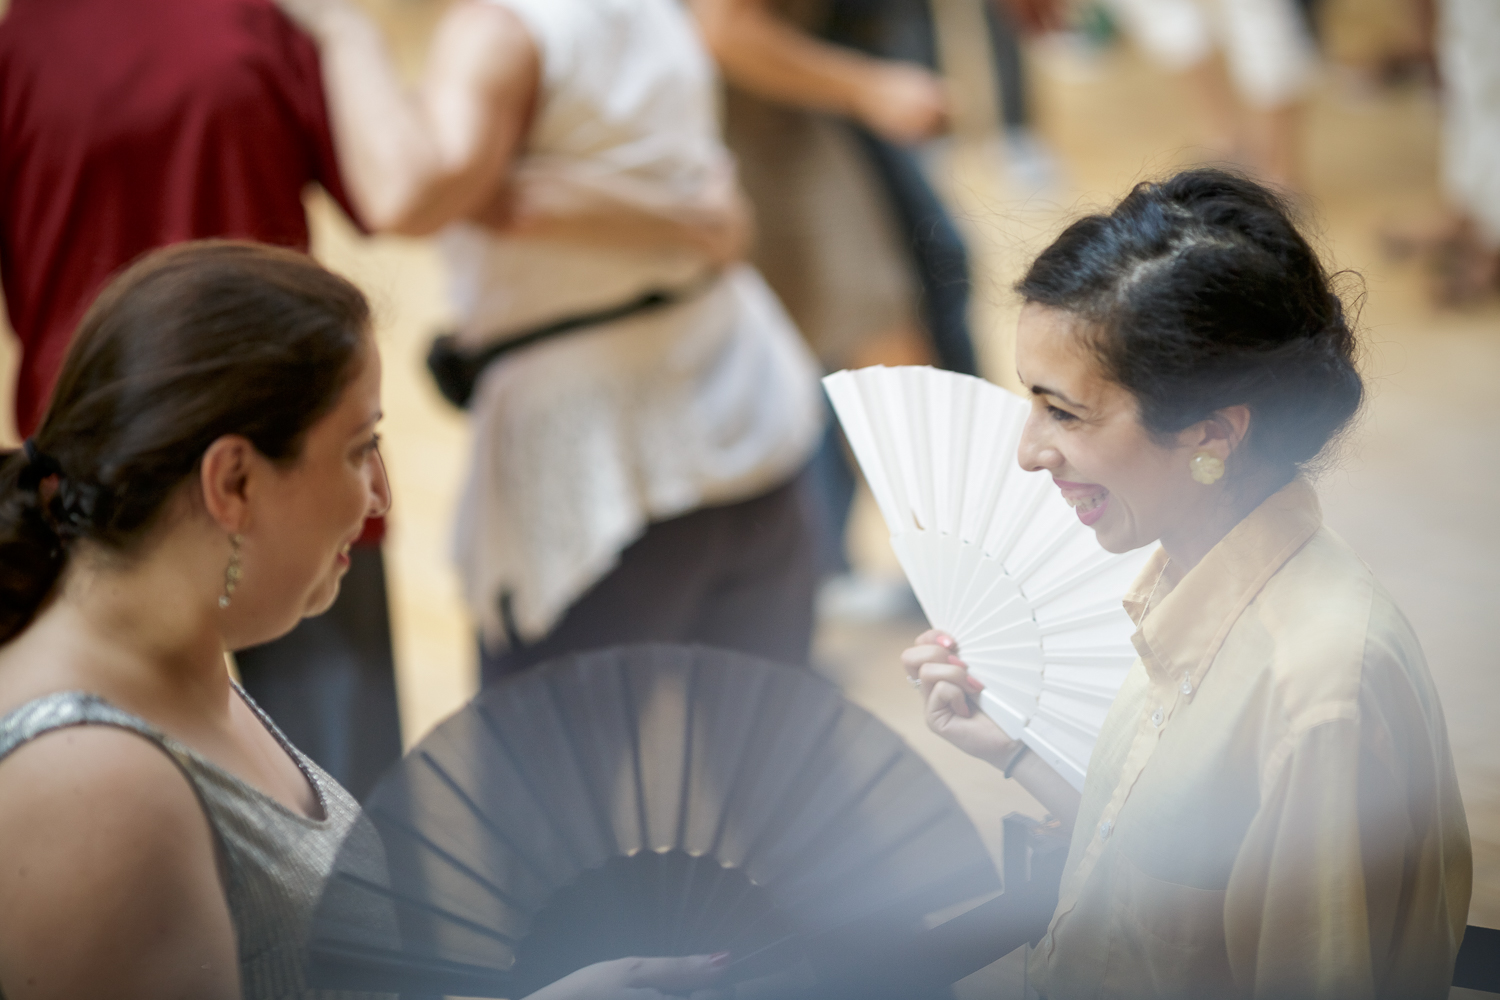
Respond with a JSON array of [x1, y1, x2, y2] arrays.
[[0, 689, 395, 1000]]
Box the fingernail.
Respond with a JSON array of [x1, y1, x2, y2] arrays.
[[966, 677, 985, 693], [947, 654, 967, 667], [710, 951, 732, 967], [937, 635, 955, 649]]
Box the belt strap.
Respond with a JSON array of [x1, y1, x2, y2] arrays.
[[427, 272, 719, 409]]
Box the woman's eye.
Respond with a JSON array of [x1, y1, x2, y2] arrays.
[[356, 434, 382, 458], [1047, 405, 1078, 423]]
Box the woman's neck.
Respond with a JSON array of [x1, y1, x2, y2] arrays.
[[21, 535, 232, 713], [1159, 471, 1290, 581]]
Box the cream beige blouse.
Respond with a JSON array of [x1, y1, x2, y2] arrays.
[[1028, 479, 1471, 999]]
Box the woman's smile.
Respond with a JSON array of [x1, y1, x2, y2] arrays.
[[1054, 478, 1110, 525]]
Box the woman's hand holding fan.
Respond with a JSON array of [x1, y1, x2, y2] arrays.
[[522, 954, 728, 1000], [901, 630, 1082, 829], [901, 630, 1017, 767]]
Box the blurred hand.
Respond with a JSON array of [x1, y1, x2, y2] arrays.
[[991, 0, 1067, 34], [477, 157, 754, 265], [673, 158, 755, 266], [901, 630, 1018, 767], [850, 63, 950, 145], [523, 955, 729, 1000]]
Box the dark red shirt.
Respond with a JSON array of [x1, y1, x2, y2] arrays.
[[0, 0, 384, 543], [0, 0, 358, 438]]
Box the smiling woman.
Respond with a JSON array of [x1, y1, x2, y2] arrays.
[[902, 170, 1470, 999]]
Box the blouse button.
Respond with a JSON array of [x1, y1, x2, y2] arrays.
[[1099, 819, 1113, 840], [1180, 673, 1193, 696], [1150, 707, 1164, 727]]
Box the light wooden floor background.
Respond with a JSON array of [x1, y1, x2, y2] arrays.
[[1, 0, 1497, 948]]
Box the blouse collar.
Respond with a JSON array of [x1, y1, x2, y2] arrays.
[[1122, 477, 1324, 691]]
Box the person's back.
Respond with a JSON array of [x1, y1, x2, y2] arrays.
[[412, 0, 825, 669], [442, 0, 730, 333], [0, 0, 349, 437]]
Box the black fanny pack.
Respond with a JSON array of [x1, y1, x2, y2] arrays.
[[427, 273, 718, 409]]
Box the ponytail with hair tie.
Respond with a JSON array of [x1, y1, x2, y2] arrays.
[[17, 439, 62, 491]]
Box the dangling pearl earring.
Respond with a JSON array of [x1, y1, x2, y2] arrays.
[[1189, 452, 1225, 485], [219, 534, 243, 609]]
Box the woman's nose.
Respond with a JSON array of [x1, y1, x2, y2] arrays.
[[368, 446, 393, 518], [1017, 410, 1062, 473]]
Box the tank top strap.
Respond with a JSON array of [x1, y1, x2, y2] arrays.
[[0, 689, 172, 763]]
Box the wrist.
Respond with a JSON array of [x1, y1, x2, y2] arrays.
[[840, 57, 889, 124], [985, 737, 1025, 773]]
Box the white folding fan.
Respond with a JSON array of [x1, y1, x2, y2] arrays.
[[823, 365, 1154, 791]]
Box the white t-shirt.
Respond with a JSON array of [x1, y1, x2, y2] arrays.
[[443, 0, 823, 646]]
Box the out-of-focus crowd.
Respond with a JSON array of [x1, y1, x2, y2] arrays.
[[0, 0, 1495, 797]]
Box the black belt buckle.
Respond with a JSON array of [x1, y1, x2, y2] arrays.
[[426, 332, 484, 409]]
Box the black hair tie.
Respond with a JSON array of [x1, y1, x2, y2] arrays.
[[17, 439, 63, 491]]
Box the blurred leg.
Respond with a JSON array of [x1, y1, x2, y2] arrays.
[[1218, 0, 1319, 186], [984, 0, 1030, 130], [808, 414, 860, 578], [853, 130, 980, 377], [690, 471, 820, 667]]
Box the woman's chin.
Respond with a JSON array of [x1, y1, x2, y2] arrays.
[[1091, 516, 1149, 554], [300, 574, 346, 620]]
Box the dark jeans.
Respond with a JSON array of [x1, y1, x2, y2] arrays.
[[235, 545, 403, 802], [479, 471, 820, 685], [851, 128, 978, 378]]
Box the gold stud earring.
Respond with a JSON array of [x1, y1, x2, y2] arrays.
[[219, 533, 243, 609], [1189, 452, 1225, 485]]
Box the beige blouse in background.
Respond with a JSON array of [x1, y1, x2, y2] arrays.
[[1028, 479, 1471, 999]]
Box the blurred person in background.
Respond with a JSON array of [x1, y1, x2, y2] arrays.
[[1382, 0, 1499, 303], [277, 0, 825, 683], [691, 0, 980, 609], [1098, 0, 1320, 189], [0, 0, 402, 799]]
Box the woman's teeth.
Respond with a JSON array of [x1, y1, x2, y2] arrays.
[[1067, 492, 1107, 512]]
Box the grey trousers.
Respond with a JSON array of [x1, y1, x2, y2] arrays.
[[479, 470, 820, 685]]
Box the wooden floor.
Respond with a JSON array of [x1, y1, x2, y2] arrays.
[[1, 0, 1497, 944]]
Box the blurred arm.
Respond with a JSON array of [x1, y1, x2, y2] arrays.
[[278, 0, 748, 259], [278, 0, 537, 236], [689, 0, 949, 145]]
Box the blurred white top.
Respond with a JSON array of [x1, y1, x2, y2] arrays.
[[444, 0, 822, 646]]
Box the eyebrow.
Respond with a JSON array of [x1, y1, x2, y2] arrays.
[[1027, 382, 1088, 410]]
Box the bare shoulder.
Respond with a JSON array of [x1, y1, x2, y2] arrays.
[[0, 726, 239, 999]]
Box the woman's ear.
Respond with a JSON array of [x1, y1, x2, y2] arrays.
[[199, 435, 256, 533], [1179, 405, 1252, 459]]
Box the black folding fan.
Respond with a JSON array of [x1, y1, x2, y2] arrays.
[[306, 644, 1003, 997]]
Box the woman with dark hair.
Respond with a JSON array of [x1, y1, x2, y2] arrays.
[[903, 170, 1470, 997], [0, 241, 726, 1000]]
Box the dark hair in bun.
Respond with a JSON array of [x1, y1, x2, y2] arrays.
[[1017, 168, 1363, 485], [0, 240, 370, 645]]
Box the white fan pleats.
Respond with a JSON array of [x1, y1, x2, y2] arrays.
[[824, 366, 1152, 790]]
